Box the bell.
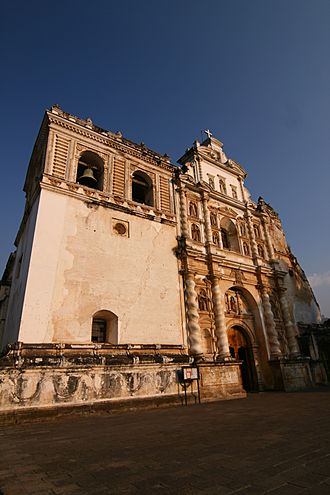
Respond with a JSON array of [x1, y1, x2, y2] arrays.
[[78, 167, 97, 188]]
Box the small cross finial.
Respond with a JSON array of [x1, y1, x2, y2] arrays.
[[204, 129, 212, 139]]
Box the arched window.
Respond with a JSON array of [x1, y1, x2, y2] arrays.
[[76, 151, 104, 191], [198, 289, 208, 311], [257, 244, 264, 258], [221, 228, 230, 249], [240, 224, 247, 237], [91, 310, 118, 344], [191, 224, 201, 242], [208, 176, 215, 189], [210, 212, 217, 227], [253, 224, 260, 239], [219, 178, 227, 194], [212, 231, 220, 246], [220, 217, 240, 253], [189, 201, 198, 217], [243, 242, 250, 256], [132, 171, 154, 206]]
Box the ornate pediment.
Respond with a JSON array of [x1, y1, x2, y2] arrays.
[[218, 206, 238, 218], [227, 159, 246, 177], [199, 147, 228, 165]]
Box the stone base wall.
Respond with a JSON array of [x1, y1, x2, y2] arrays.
[[0, 344, 248, 422], [269, 358, 313, 392], [0, 364, 184, 412], [197, 362, 247, 401]]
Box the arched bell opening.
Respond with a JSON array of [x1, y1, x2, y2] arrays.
[[76, 151, 104, 191], [91, 310, 118, 344], [131, 170, 154, 206], [228, 325, 259, 392]]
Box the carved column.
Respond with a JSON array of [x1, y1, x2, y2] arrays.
[[185, 272, 203, 357], [211, 277, 230, 359], [279, 288, 300, 357], [44, 129, 56, 175], [261, 216, 275, 260], [245, 208, 259, 259], [179, 186, 189, 238], [238, 177, 246, 202], [260, 286, 282, 358], [202, 194, 213, 244]]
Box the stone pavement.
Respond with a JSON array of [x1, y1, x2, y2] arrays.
[[0, 389, 330, 495]]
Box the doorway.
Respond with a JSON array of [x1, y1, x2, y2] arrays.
[[228, 326, 258, 392]]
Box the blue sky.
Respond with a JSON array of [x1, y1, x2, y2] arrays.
[[1, 0, 329, 316]]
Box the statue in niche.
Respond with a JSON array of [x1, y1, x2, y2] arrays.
[[191, 224, 201, 242], [237, 292, 251, 315], [212, 231, 220, 246], [230, 296, 237, 313], [270, 294, 280, 319], [210, 212, 217, 226], [189, 202, 198, 217], [198, 289, 209, 311]]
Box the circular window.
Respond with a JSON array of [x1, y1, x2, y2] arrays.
[[114, 222, 127, 235]]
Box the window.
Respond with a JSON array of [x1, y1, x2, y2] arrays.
[[240, 224, 247, 237], [221, 228, 230, 249], [257, 244, 264, 258], [253, 224, 260, 239], [191, 224, 201, 242], [208, 176, 215, 189], [220, 217, 240, 253], [231, 186, 238, 199], [189, 201, 198, 217], [243, 242, 250, 256], [76, 151, 104, 191], [132, 171, 154, 206], [92, 319, 107, 343], [91, 310, 118, 344], [219, 178, 227, 194]]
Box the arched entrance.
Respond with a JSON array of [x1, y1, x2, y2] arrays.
[[228, 326, 258, 392]]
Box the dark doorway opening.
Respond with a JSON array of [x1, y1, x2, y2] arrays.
[[228, 326, 258, 392]]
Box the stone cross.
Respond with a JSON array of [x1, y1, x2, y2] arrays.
[[204, 129, 213, 139]]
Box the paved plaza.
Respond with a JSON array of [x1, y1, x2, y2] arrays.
[[0, 389, 330, 495]]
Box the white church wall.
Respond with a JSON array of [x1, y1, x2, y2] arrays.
[[2, 197, 40, 348], [17, 188, 183, 346]]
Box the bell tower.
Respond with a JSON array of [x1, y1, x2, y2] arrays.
[[1, 105, 184, 349]]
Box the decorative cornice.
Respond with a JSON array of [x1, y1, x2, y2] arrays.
[[41, 176, 176, 225], [47, 112, 174, 173]]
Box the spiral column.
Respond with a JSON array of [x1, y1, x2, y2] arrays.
[[202, 195, 213, 243], [261, 216, 275, 260], [179, 186, 189, 238], [245, 208, 259, 259], [185, 272, 203, 357], [260, 286, 282, 358], [279, 288, 300, 357], [211, 277, 230, 359]]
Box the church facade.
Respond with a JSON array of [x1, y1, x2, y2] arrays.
[[0, 106, 324, 418]]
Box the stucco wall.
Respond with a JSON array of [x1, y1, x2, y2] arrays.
[[2, 197, 40, 348], [17, 189, 184, 345]]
